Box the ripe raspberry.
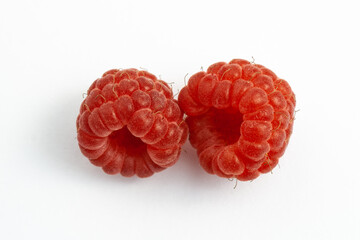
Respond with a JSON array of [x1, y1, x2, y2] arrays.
[[76, 68, 188, 177], [178, 59, 296, 181]]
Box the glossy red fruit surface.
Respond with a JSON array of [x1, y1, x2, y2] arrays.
[[178, 59, 295, 181], [76, 68, 188, 177]]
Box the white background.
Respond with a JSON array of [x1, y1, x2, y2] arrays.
[[1, 0, 359, 239]]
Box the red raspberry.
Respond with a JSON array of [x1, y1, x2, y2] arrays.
[[178, 59, 296, 181], [76, 68, 188, 177]]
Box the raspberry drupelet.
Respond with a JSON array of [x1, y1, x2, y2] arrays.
[[178, 59, 296, 181], [76, 68, 188, 177]]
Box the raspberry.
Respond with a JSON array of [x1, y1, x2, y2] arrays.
[[76, 68, 188, 177], [178, 59, 296, 181]]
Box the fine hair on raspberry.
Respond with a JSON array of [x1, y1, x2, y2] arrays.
[[76, 68, 188, 177], [178, 59, 296, 181]]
